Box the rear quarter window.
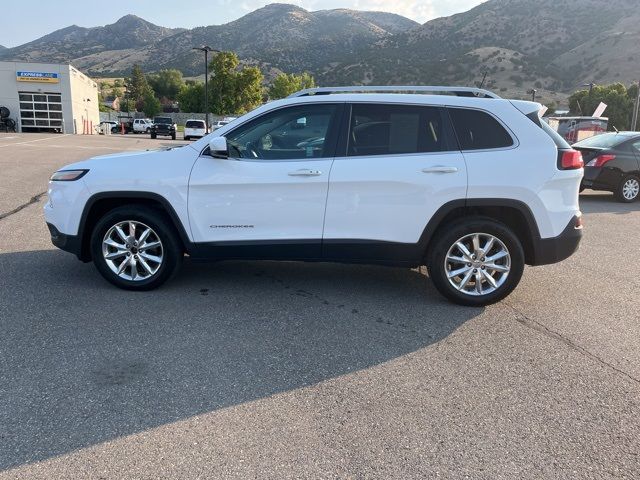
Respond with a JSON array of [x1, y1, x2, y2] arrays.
[[448, 108, 514, 150]]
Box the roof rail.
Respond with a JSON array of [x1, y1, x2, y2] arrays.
[[287, 85, 501, 99]]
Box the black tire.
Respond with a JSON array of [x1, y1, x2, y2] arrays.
[[614, 175, 640, 203], [184, 135, 189, 141], [146, 127, 151, 134], [171, 133, 177, 140], [150, 132, 157, 139], [90, 206, 183, 291], [427, 217, 525, 307]]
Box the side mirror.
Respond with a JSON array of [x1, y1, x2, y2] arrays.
[[209, 136, 228, 159]]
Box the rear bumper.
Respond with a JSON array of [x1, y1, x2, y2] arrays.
[[581, 166, 616, 191], [530, 215, 582, 266]]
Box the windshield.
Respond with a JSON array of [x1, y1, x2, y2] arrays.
[[154, 117, 172, 124], [573, 133, 632, 149]]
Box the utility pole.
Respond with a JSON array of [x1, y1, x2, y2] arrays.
[[632, 79, 640, 132], [478, 70, 488, 89]]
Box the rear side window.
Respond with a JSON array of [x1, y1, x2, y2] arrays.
[[449, 108, 514, 150], [348, 104, 447, 156]]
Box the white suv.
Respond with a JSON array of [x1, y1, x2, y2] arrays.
[[45, 86, 583, 306], [183, 119, 207, 140]]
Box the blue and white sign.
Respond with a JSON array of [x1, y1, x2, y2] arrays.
[[16, 71, 60, 83]]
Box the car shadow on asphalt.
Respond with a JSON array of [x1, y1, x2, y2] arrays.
[[579, 192, 640, 215], [0, 250, 482, 471]]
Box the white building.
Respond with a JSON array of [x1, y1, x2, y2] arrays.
[[0, 61, 99, 134]]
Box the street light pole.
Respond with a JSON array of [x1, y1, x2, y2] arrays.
[[582, 82, 595, 95], [632, 79, 640, 132], [192, 46, 220, 133]]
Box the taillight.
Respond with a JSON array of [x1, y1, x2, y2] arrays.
[[558, 150, 584, 170], [586, 154, 616, 168]]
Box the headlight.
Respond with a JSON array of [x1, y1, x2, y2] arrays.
[[50, 169, 89, 181]]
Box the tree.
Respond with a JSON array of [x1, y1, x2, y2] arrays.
[[568, 83, 634, 130], [177, 83, 205, 113], [268, 72, 315, 100], [233, 67, 264, 114], [208, 51, 264, 115], [147, 69, 185, 100], [126, 64, 151, 110], [143, 89, 162, 118]]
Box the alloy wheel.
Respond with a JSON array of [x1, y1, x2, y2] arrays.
[[622, 178, 639, 200], [444, 233, 511, 296], [102, 221, 164, 281]]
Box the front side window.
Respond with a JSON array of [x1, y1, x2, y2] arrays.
[[348, 104, 446, 156], [448, 108, 514, 150], [225, 104, 339, 160]]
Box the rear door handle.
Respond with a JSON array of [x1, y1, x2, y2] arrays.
[[288, 169, 322, 176], [421, 166, 459, 174]]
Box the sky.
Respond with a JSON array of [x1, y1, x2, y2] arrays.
[[0, 0, 485, 48]]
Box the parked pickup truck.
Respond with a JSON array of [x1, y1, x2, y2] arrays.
[[150, 116, 177, 140], [133, 118, 153, 134]]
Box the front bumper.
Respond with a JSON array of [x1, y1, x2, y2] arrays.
[[47, 222, 83, 259], [152, 128, 176, 136], [530, 215, 583, 266]]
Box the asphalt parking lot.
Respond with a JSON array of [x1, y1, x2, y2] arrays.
[[0, 132, 639, 479]]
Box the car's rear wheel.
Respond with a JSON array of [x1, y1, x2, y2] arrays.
[[184, 135, 189, 141], [90, 206, 182, 290], [146, 127, 151, 134], [428, 218, 525, 306], [615, 175, 640, 203], [150, 132, 156, 139], [171, 133, 177, 140]]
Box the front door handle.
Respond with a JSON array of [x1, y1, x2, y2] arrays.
[[421, 166, 459, 174], [288, 169, 322, 176]]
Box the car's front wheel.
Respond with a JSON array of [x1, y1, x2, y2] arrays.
[[90, 206, 183, 290], [615, 175, 640, 203], [428, 218, 525, 306]]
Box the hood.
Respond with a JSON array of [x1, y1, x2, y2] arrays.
[[59, 145, 195, 171]]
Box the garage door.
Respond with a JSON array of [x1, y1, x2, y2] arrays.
[[19, 92, 63, 132]]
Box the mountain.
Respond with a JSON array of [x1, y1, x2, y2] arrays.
[[321, 0, 640, 94], [0, 5, 418, 76], [0, 0, 638, 101], [0, 15, 184, 64], [62, 4, 420, 76]]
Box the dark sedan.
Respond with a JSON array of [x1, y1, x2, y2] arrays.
[[575, 132, 640, 202]]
